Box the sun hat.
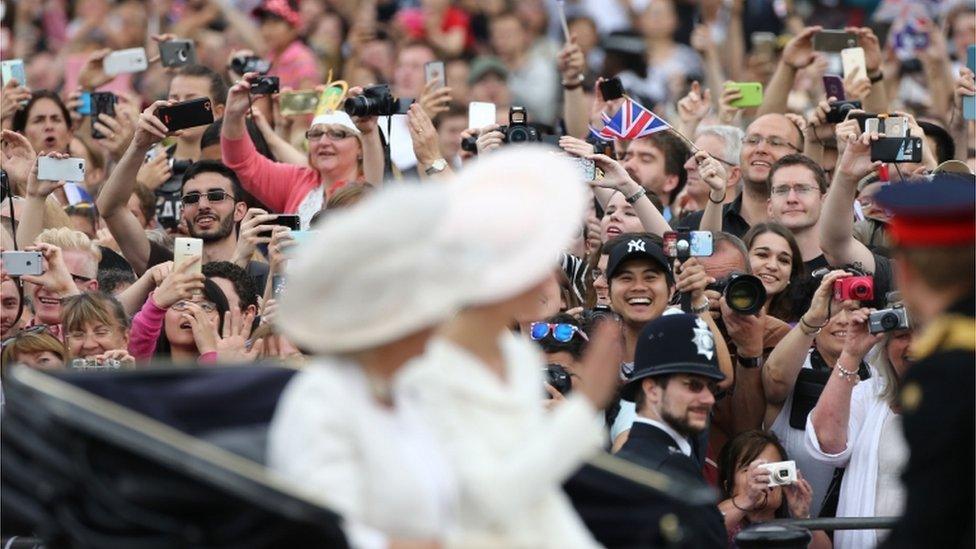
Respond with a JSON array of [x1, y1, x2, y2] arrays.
[[309, 111, 361, 135]]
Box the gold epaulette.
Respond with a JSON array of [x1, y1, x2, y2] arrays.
[[911, 314, 976, 361]]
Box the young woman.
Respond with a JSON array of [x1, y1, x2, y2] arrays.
[[717, 430, 830, 548], [1, 327, 66, 373], [743, 223, 806, 322], [60, 292, 135, 367]]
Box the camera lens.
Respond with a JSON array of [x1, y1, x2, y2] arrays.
[[851, 281, 871, 299], [343, 96, 372, 118], [508, 126, 529, 143], [778, 469, 789, 478], [880, 312, 899, 330], [724, 274, 766, 315]]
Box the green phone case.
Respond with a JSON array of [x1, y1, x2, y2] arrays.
[[725, 82, 763, 108]]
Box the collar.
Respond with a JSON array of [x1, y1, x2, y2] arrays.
[[726, 192, 744, 216], [633, 417, 692, 457]]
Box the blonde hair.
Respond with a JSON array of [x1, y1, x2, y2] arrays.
[[1, 330, 67, 374], [60, 292, 130, 336], [35, 227, 102, 277]]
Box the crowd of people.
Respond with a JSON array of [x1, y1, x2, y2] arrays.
[[1, 0, 974, 547]]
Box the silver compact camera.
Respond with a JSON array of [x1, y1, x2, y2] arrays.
[[868, 306, 910, 334], [758, 460, 797, 486], [70, 358, 122, 371]]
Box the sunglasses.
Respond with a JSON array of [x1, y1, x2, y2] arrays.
[[1, 324, 50, 347], [680, 377, 720, 396], [530, 322, 589, 343], [181, 190, 234, 206]]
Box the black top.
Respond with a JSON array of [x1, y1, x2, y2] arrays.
[[147, 240, 269, 295], [674, 193, 751, 239]]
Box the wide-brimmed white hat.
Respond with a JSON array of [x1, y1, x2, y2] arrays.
[[276, 146, 586, 354]]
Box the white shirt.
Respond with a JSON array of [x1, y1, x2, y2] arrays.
[[398, 332, 605, 548], [267, 358, 457, 549], [632, 417, 692, 457]]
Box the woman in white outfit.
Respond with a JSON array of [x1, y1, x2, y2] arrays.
[[268, 183, 491, 549], [398, 147, 623, 548], [805, 307, 912, 548]]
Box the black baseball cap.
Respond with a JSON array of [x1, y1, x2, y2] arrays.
[[621, 313, 726, 401], [605, 235, 673, 283]]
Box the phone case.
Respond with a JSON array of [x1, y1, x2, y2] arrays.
[[822, 75, 846, 101], [77, 92, 93, 116], [726, 82, 763, 108], [37, 157, 86, 182], [91, 93, 117, 139], [104, 48, 148, 76], [1, 59, 26, 86], [425, 62, 446, 89], [279, 91, 320, 116], [174, 238, 203, 276], [1, 251, 44, 276], [870, 137, 922, 163], [468, 102, 497, 129], [159, 40, 197, 68], [964, 96, 976, 121], [841, 47, 867, 81], [574, 158, 596, 181], [884, 117, 908, 138], [968, 45, 975, 71], [157, 97, 214, 132], [813, 30, 858, 52], [599, 78, 625, 100], [688, 231, 714, 257]]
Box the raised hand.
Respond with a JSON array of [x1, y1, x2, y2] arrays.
[[417, 79, 453, 119], [345, 86, 379, 135], [677, 81, 712, 126], [134, 100, 182, 149], [20, 243, 80, 297], [783, 471, 815, 519], [407, 103, 443, 168], [137, 148, 172, 190], [781, 26, 822, 70], [693, 150, 728, 199], [78, 48, 114, 90], [842, 307, 882, 361], [94, 110, 136, 162], [215, 308, 263, 363], [835, 130, 883, 182], [718, 85, 743, 125], [804, 270, 850, 327], [674, 257, 714, 307], [475, 124, 504, 155], [0, 79, 31, 124], [557, 36, 586, 84], [1, 129, 37, 188], [26, 152, 68, 199], [152, 256, 205, 308], [232, 208, 280, 267]]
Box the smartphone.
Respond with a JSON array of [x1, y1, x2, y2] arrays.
[[884, 116, 909, 138], [813, 30, 858, 52], [279, 90, 320, 116], [1, 251, 44, 276], [663, 231, 714, 259], [173, 237, 203, 276], [0, 59, 27, 86], [751, 32, 777, 58], [841, 47, 867, 82], [103, 47, 149, 76], [965, 45, 976, 121], [90, 92, 117, 139], [259, 214, 300, 238], [871, 137, 922, 163], [37, 157, 86, 182], [468, 101, 497, 129], [425, 61, 446, 90], [849, 111, 878, 133], [599, 77, 625, 100], [77, 92, 93, 116], [156, 97, 215, 132], [822, 75, 846, 101], [574, 157, 597, 181], [724, 82, 763, 108], [159, 39, 197, 68]]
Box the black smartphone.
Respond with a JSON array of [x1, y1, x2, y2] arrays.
[[870, 137, 922, 163], [156, 97, 215, 132], [159, 39, 198, 68], [250, 75, 280, 95], [813, 30, 858, 52], [259, 214, 301, 238], [90, 92, 117, 139], [599, 77, 624, 100]]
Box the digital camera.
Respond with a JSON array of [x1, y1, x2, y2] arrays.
[[230, 55, 270, 75], [834, 275, 874, 302], [708, 272, 767, 316], [868, 306, 909, 334], [544, 363, 573, 396], [343, 84, 412, 117], [70, 357, 123, 371], [825, 99, 862, 124], [250, 76, 280, 95], [159, 39, 197, 68], [499, 106, 540, 144], [759, 460, 797, 486]]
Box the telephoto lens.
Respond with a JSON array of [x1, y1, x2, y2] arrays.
[[709, 273, 767, 315]]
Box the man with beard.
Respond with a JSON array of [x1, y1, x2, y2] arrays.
[[97, 101, 268, 289], [677, 114, 803, 237]]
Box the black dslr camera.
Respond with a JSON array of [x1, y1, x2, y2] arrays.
[[708, 272, 767, 316], [499, 106, 541, 144], [250, 76, 280, 95], [343, 84, 413, 117], [544, 363, 573, 396], [826, 99, 862, 124]]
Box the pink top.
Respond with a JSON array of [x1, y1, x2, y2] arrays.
[[268, 40, 322, 90], [128, 292, 167, 361], [221, 131, 321, 214]]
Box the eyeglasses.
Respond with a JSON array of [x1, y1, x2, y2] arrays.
[[66, 326, 117, 341], [770, 183, 820, 197], [172, 300, 217, 313], [305, 128, 355, 141], [742, 134, 801, 151], [680, 377, 720, 395], [0, 324, 49, 347], [589, 268, 605, 281], [181, 190, 234, 206], [70, 273, 94, 284], [530, 322, 589, 343]]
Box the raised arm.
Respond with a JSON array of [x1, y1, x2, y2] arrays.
[[559, 37, 590, 139], [852, 27, 889, 115], [675, 81, 711, 141], [757, 27, 821, 117], [588, 153, 672, 236], [693, 150, 728, 232], [763, 271, 847, 405], [820, 128, 880, 273]]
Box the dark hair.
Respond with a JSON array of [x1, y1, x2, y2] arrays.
[[12, 90, 72, 135], [180, 160, 244, 199], [133, 184, 157, 224], [717, 430, 788, 499], [534, 312, 588, 359], [743, 223, 806, 322], [175, 65, 229, 106], [98, 268, 138, 295], [767, 154, 828, 194], [646, 132, 691, 205], [153, 278, 230, 358], [202, 261, 259, 311], [917, 120, 955, 164]]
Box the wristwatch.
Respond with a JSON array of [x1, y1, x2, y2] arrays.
[[424, 158, 448, 176], [737, 355, 763, 369]]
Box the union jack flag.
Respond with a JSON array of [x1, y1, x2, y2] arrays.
[[598, 97, 671, 140]]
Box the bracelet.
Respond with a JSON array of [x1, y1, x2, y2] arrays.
[[691, 299, 710, 315], [625, 187, 647, 204], [799, 315, 828, 336], [708, 190, 727, 204], [731, 496, 753, 512], [561, 74, 585, 89], [868, 70, 884, 84], [737, 355, 762, 369], [836, 362, 860, 381]]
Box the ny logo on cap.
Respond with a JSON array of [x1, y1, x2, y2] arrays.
[[627, 239, 646, 253]]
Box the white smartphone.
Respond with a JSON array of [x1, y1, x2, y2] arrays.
[[0, 59, 27, 86], [468, 101, 497, 129], [884, 116, 909, 138], [104, 48, 149, 76], [424, 61, 446, 90], [173, 237, 203, 276], [841, 47, 867, 82], [37, 157, 86, 182]]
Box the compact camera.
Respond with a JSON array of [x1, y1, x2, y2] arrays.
[[825, 99, 862, 124], [250, 76, 280, 95], [70, 357, 123, 371], [758, 460, 797, 486], [868, 306, 910, 334], [230, 55, 271, 75], [499, 106, 540, 144], [834, 275, 874, 302], [708, 272, 767, 316], [343, 84, 413, 117], [159, 39, 197, 68], [544, 363, 573, 396]]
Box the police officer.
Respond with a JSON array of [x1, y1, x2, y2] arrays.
[[875, 175, 975, 549]]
